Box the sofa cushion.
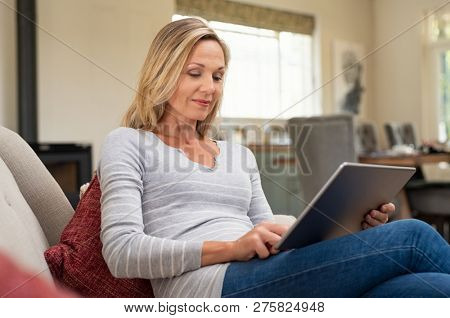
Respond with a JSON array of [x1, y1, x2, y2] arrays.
[[44, 175, 154, 297], [0, 157, 53, 282]]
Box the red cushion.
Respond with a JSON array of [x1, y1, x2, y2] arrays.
[[0, 251, 77, 298], [44, 175, 154, 297]]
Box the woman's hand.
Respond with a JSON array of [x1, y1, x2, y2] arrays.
[[231, 222, 289, 261], [362, 203, 395, 230]]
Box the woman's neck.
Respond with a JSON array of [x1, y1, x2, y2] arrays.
[[156, 117, 200, 145]]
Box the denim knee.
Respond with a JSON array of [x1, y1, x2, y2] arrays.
[[397, 218, 429, 227], [391, 219, 433, 233], [389, 219, 442, 245]]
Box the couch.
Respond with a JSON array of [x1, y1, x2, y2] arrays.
[[0, 126, 74, 289], [0, 126, 295, 296]]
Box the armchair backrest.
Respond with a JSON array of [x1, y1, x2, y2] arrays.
[[287, 114, 356, 205], [384, 122, 418, 149]]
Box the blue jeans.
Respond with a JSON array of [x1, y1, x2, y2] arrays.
[[221, 219, 450, 297]]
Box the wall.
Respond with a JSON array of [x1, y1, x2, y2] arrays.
[[0, 0, 17, 131], [37, 0, 174, 170], [35, 0, 375, 169], [372, 0, 448, 147]]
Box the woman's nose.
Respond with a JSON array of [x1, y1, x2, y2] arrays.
[[200, 77, 215, 94]]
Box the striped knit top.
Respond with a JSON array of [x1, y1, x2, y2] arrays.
[[97, 127, 274, 297]]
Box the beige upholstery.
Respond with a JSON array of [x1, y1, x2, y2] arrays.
[[0, 126, 74, 283], [273, 214, 296, 226], [0, 127, 74, 246], [0, 157, 52, 281]]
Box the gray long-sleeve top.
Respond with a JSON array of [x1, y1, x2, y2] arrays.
[[97, 127, 274, 297]]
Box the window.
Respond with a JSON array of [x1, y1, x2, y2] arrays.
[[172, 14, 319, 119], [428, 11, 450, 141], [438, 50, 450, 141]]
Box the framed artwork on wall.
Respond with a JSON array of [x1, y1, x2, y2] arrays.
[[332, 39, 366, 115]]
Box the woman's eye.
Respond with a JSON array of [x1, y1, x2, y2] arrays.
[[188, 71, 223, 81]]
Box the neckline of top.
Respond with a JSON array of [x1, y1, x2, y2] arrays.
[[145, 130, 221, 171]]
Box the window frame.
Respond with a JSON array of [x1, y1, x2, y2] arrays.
[[422, 12, 450, 142], [432, 43, 450, 142]]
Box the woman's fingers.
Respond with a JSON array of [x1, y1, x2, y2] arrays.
[[258, 222, 290, 236], [269, 245, 280, 255], [254, 237, 271, 259], [364, 215, 379, 227], [258, 223, 289, 255], [381, 203, 395, 216], [371, 209, 389, 223], [236, 223, 288, 260], [365, 211, 385, 227], [253, 226, 283, 257], [259, 228, 282, 247], [362, 202, 394, 229]]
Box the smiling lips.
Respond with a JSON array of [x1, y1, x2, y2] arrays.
[[192, 99, 211, 107]]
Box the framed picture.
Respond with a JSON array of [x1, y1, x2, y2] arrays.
[[333, 39, 365, 115]]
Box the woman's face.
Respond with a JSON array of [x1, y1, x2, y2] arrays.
[[167, 39, 226, 124]]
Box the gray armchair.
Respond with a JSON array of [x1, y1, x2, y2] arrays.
[[287, 114, 357, 206]]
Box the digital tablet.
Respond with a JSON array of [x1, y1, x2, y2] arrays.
[[275, 162, 416, 250]]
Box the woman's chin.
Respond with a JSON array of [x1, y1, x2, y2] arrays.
[[189, 111, 211, 122]]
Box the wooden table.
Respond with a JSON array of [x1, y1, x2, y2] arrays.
[[359, 152, 450, 219], [359, 153, 450, 167]]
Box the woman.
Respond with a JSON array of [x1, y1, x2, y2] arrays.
[[98, 18, 450, 298]]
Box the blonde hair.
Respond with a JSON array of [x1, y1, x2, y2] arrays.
[[121, 18, 230, 137]]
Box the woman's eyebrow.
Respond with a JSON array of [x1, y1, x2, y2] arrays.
[[189, 62, 225, 70]]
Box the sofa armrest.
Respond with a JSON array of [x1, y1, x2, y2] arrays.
[[273, 214, 296, 226]]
